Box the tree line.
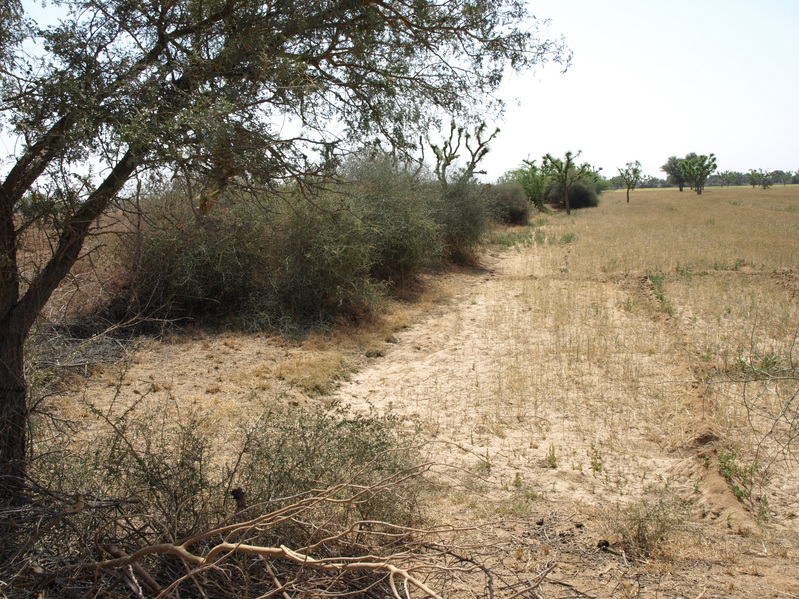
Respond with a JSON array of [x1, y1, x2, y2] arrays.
[[604, 155, 798, 193]]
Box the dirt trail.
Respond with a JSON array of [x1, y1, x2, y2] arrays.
[[327, 246, 799, 597]]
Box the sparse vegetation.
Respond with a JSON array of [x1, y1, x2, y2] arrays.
[[7, 184, 799, 598], [604, 487, 689, 559]]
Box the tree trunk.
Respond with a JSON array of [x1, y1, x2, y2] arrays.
[[626, 188, 630, 203], [0, 322, 29, 503], [562, 183, 570, 215], [0, 148, 141, 502]]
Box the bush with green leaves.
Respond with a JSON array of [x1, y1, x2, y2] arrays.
[[121, 189, 379, 329], [500, 160, 546, 210], [258, 200, 378, 326], [432, 179, 489, 263], [342, 154, 442, 285], [485, 181, 530, 224], [544, 179, 600, 209]]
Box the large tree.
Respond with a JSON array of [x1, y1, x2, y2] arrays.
[[0, 0, 569, 494]]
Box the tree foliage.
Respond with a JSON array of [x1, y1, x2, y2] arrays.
[[0, 0, 570, 492], [680, 154, 717, 195], [541, 151, 598, 214], [661, 156, 686, 191], [501, 159, 547, 210]]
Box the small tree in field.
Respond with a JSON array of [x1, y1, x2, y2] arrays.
[[718, 171, 737, 187], [757, 169, 774, 189], [542, 151, 597, 215], [618, 160, 643, 203], [661, 156, 686, 191], [681, 154, 717, 195]]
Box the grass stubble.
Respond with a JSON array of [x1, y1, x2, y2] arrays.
[[43, 186, 799, 597]]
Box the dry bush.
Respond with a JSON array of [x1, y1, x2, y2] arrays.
[[1, 380, 430, 597], [601, 486, 691, 559], [2, 382, 562, 599]]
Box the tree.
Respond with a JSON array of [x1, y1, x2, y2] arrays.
[[501, 159, 547, 210], [617, 160, 642, 203], [747, 169, 762, 188], [680, 154, 717, 195], [541, 150, 597, 215], [430, 121, 498, 188], [661, 156, 686, 191], [757, 169, 773, 189], [718, 170, 742, 188], [0, 0, 569, 495]]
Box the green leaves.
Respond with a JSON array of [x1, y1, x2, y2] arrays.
[[680, 153, 717, 195], [618, 160, 642, 202]]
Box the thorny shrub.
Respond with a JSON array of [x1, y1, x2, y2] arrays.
[[2, 378, 427, 598]]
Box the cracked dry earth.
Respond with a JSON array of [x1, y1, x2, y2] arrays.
[[64, 218, 799, 598]]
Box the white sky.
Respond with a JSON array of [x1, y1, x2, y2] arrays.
[[9, 1, 799, 183], [480, 0, 799, 181]]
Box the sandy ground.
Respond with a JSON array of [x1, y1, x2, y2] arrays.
[[62, 238, 799, 598]]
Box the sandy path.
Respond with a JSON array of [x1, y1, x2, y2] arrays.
[[333, 248, 696, 514], [59, 235, 799, 597]]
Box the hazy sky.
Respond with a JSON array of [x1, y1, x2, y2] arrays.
[[9, 1, 799, 183], [480, 0, 799, 180]]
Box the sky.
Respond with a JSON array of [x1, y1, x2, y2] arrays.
[[7, 0, 799, 183], [479, 0, 799, 181]]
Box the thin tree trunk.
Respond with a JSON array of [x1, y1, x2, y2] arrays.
[[0, 324, 28, 503], [0, 148, 141, 499]]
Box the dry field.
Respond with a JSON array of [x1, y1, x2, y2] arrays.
[[54, 185, 799, 597]]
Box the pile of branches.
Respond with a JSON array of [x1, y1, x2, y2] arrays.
[[0, 469, 554, 599]]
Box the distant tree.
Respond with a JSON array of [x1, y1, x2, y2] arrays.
[[747, 169, 761, 188], [777, 170, 794, 186], [718, 171, 736, 187], [501, 159, 547, 210], [681, 154, 717, 195], [542, 151, 598, 215], [608, 174, 625, 190], [757, 169, 773, 189], [661, 156, 686, 191], [618, 161, 643, 203]]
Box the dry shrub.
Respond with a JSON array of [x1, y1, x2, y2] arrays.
[[602, 486, 690, 559], [2, 391, 429, 597]]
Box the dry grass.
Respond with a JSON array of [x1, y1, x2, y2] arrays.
[[39, 185, 799, 597]]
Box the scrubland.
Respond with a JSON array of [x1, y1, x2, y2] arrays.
[[13, 186, 799, 598]]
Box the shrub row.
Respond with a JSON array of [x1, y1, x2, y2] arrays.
[[116, 154, 521, 329]]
